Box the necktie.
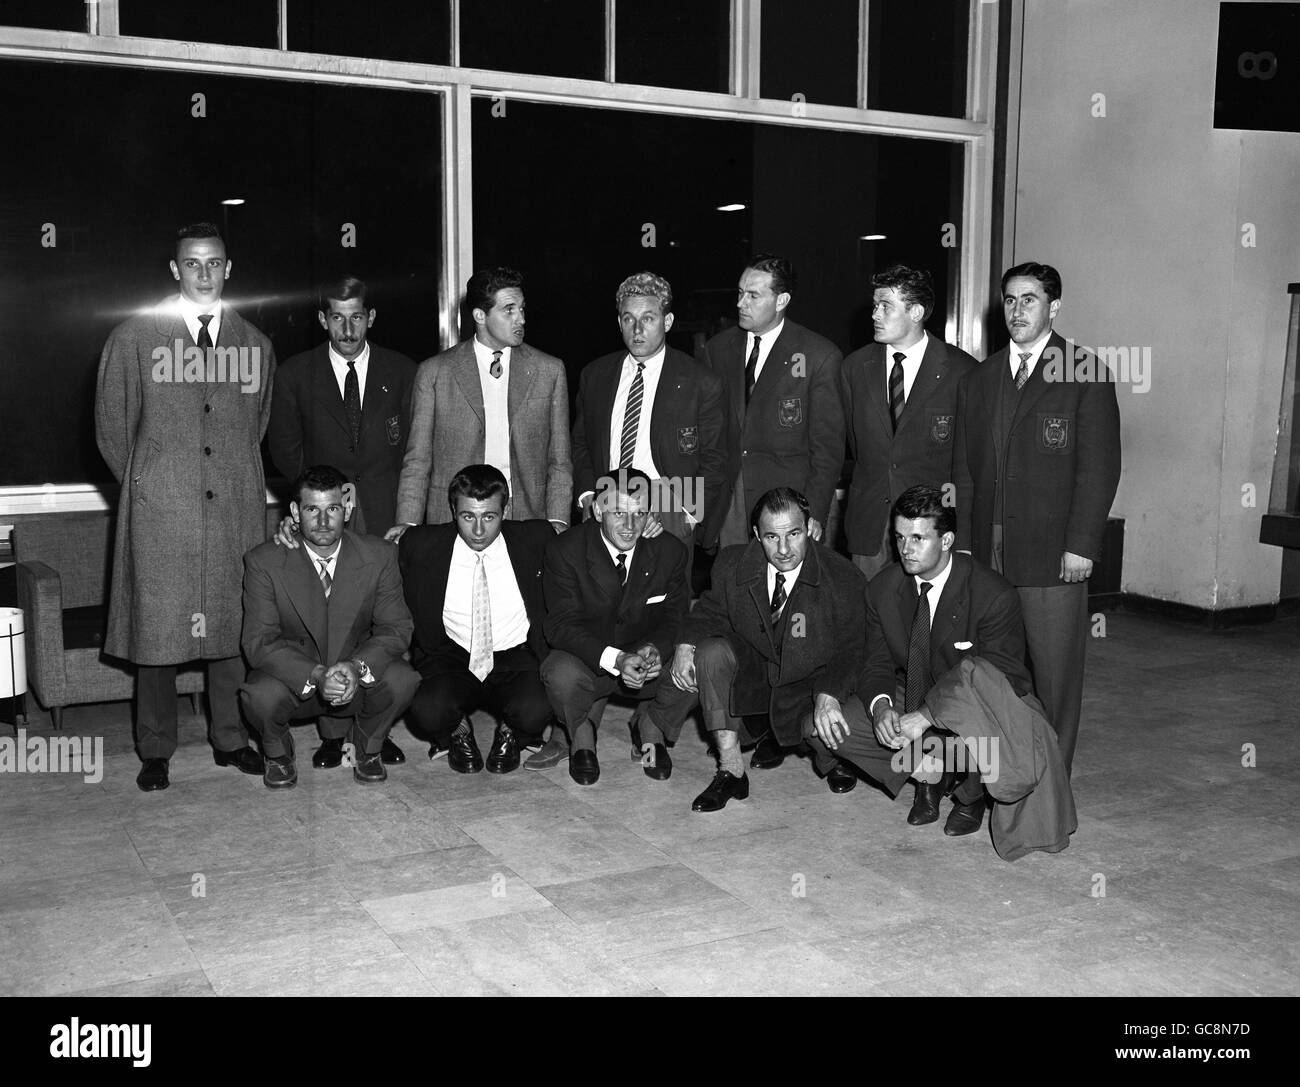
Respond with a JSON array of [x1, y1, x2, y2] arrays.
[[770, 572, 787, 619], [317, 557, 332, 599], [197, 313, 214, 349], [344, 361, 362, 448], [490, 350, 503, 380], [904, 581, 932, 712], [615, 552, 628, 586], [744, 335, 762, 404], [619, 361, 645, 468], [889, 351, 906, 432], [1014, 351, 1032, 389], [468, 555, 493, 681]]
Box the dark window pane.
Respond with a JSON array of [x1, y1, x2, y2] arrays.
[[761, 0, 859, 107], [120, 1, 278, 50], [471, 97, 962, 396], [287, 0, 451, 65], [0, 58, 442, 487], [616, 0, 730, 93], [460, 0, 604, 80], [868, 0, 969, 117], [0, 0, 86, 31]]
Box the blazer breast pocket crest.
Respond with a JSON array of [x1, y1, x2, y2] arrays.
[[386, 414, 402, 446], [1037, 413, 1071, 453], [929, 412, 953, 444], [777, 396, 803, 429], [677, 425, 698, 454]]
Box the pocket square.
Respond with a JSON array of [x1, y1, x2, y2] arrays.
[[954, 641, 973, 650], [646, 593, 667, 604]]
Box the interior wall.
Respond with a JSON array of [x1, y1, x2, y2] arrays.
[[1013, 0, 1299, 609]]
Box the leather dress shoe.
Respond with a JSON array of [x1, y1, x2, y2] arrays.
[[381, 736, 406, 765], [691, 770, 750, 812], [428, 741, 448, 761], [486, 723, 520, 774], [826, 763, 857, 794], [312, 737, 345, 769], [944, 796, 987, 837], [214, 745, 265, 776], [264, 755, 298, 789], [448, 724, 484, 774], [569, 748, 600, 785], [907, 781, 943, 825], [524, 734, 570, 770], [749, 731, 785, 770], [354, 750, 387, 784], [136, 757, 170, 792], [629, 717, 672, 780]]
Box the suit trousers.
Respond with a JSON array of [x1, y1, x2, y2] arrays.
[[806, 695, 983, 804], [238, 661, 419, 760], [719, 469, 751, 548], [542, 649, 683, 751], [405, 644, 552, 746], [644, 636, 770, 747], [136, 656, 248, 760]]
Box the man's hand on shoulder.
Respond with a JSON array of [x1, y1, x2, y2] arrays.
[[385, 523, 415, 544], [1060, 551, 1093, 583], [274, 515, 300, 550]]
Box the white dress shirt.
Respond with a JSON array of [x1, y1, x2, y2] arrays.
[[443, 533, 531, 654], [766, 559, 803, 608], [868, 550, 954, 715], [1008, 329, 1053, 381], [176, 295, 223, 345], [328, 341, 370, 404], [598, 534, 639, 675], [883, 332, 929, 404], [473, 336, 512, 482], [745, 319, 785, 387], [607, 346, 666, 478]]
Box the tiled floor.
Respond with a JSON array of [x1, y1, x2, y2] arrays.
[[1, 611, 1296, 996]]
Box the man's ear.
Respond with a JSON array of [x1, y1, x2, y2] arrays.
[[169, 260, 181, 282], [941, 531, 955, 552], [342, 483, 357, 521], [290, 500, 301, 524], [774, 291, 792, 316], [471, 306, 486, 328], [663, 312, 675, 333], [317, 310, 329, 333]]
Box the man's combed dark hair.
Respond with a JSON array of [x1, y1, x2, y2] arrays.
[[294, 464, 349, 504], [1002, 261, 1062, 303], [448, 464, 511, 512], [177, 222, 223, 244], [466, 267, 525, 316], [319, 275, 368, 311], [746, 253, 796, 298], [892, 484, 955, 537], [871, 264, 935, 321], [750, 487, 810, 533]]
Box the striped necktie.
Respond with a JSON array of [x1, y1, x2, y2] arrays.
[[619, 361, 645, 468], [889, 351, 906, 431], [317, 557, 332, 599]]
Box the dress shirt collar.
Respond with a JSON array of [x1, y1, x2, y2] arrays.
[[473, 336, 512, 371], [328, 341, 370, 370], [1009, 329, 1053, 379], [624, 345, 666, 373], [914, 549, 953, 604]]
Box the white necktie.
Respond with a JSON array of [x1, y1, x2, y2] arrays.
[[468, 554, 493, 681]]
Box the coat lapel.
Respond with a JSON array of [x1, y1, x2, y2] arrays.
[[451, 340, 486, 423], [866, 345, 892, 433], [1008, 332, 1060, 433], [594, 354, 621, 470], [359, 348, 394, 437], [310, 346, 352, 441], [286, 545, 330, 661], [325, 534, 368, 664], [507, 343, 538, 419], [584, 521, 623, 604], [738, 542, 777, 657], [897, 336, 948, 432], [929, 554, 969, 663]]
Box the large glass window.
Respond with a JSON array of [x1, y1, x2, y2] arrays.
[[460, 0, 604, 80], [119, 1, 280, 50], [868, 0, 970, 118], [0, 59, 442, 487], [761, 0, 860, 108], [287, 0, 451, 66], [0, 0, 86, 31], [616, 0, 730, 93]]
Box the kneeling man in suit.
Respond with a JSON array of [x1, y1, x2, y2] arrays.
[[655, 487, 867, 812], [541, 468, 689, 786], [808, 484, 1072, 847], [399, 464, 554, 774], [240, 465, 419, 788]]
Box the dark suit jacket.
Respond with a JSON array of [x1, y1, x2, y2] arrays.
[[682, 539, 866, 746], [842, 336, 977, 556], [398, 519, 552, 677], [700, 319, 845, 527], [269, 343, 415, 536], [571, 346, 728, 546], [542, 519, 688, 674], [953, 331, 1121, 586], [859, 552, 1032, 712], [241, 529, 413, 694]]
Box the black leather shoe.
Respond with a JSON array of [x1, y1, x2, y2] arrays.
[[264, 755, 297, 789], [448, 724, 484, 774], [486, 723, 519, 774], [944, 796, 987, 837], [428, 741, 448, 761], [907, 782, 943, 825], [312, 737, 345, 769], [214, 745, 265, 775], [381, 736, 406, 765], [569, 748, 600, 785], [826, 763, 857, 794], [354, 750, 387, 784], [691, 770, 750, 812], [629, 717, 672, 780], [749, 731, 785, 770], [136, 757, 170, 792]]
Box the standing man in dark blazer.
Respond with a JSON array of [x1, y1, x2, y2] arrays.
[[656, 488, 866, 812], [269, 276, 415, 538], [700, 254, 845, 549], [842, 265, 977, 578], [398, 465, 554, 775], [571, 271, 728, 568], [95, 222, 274, 792], [239, 466, 419, 788], [540, 469, 690, 786], [952, 262, 1121, 775], [389, 267, 571, 540]]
